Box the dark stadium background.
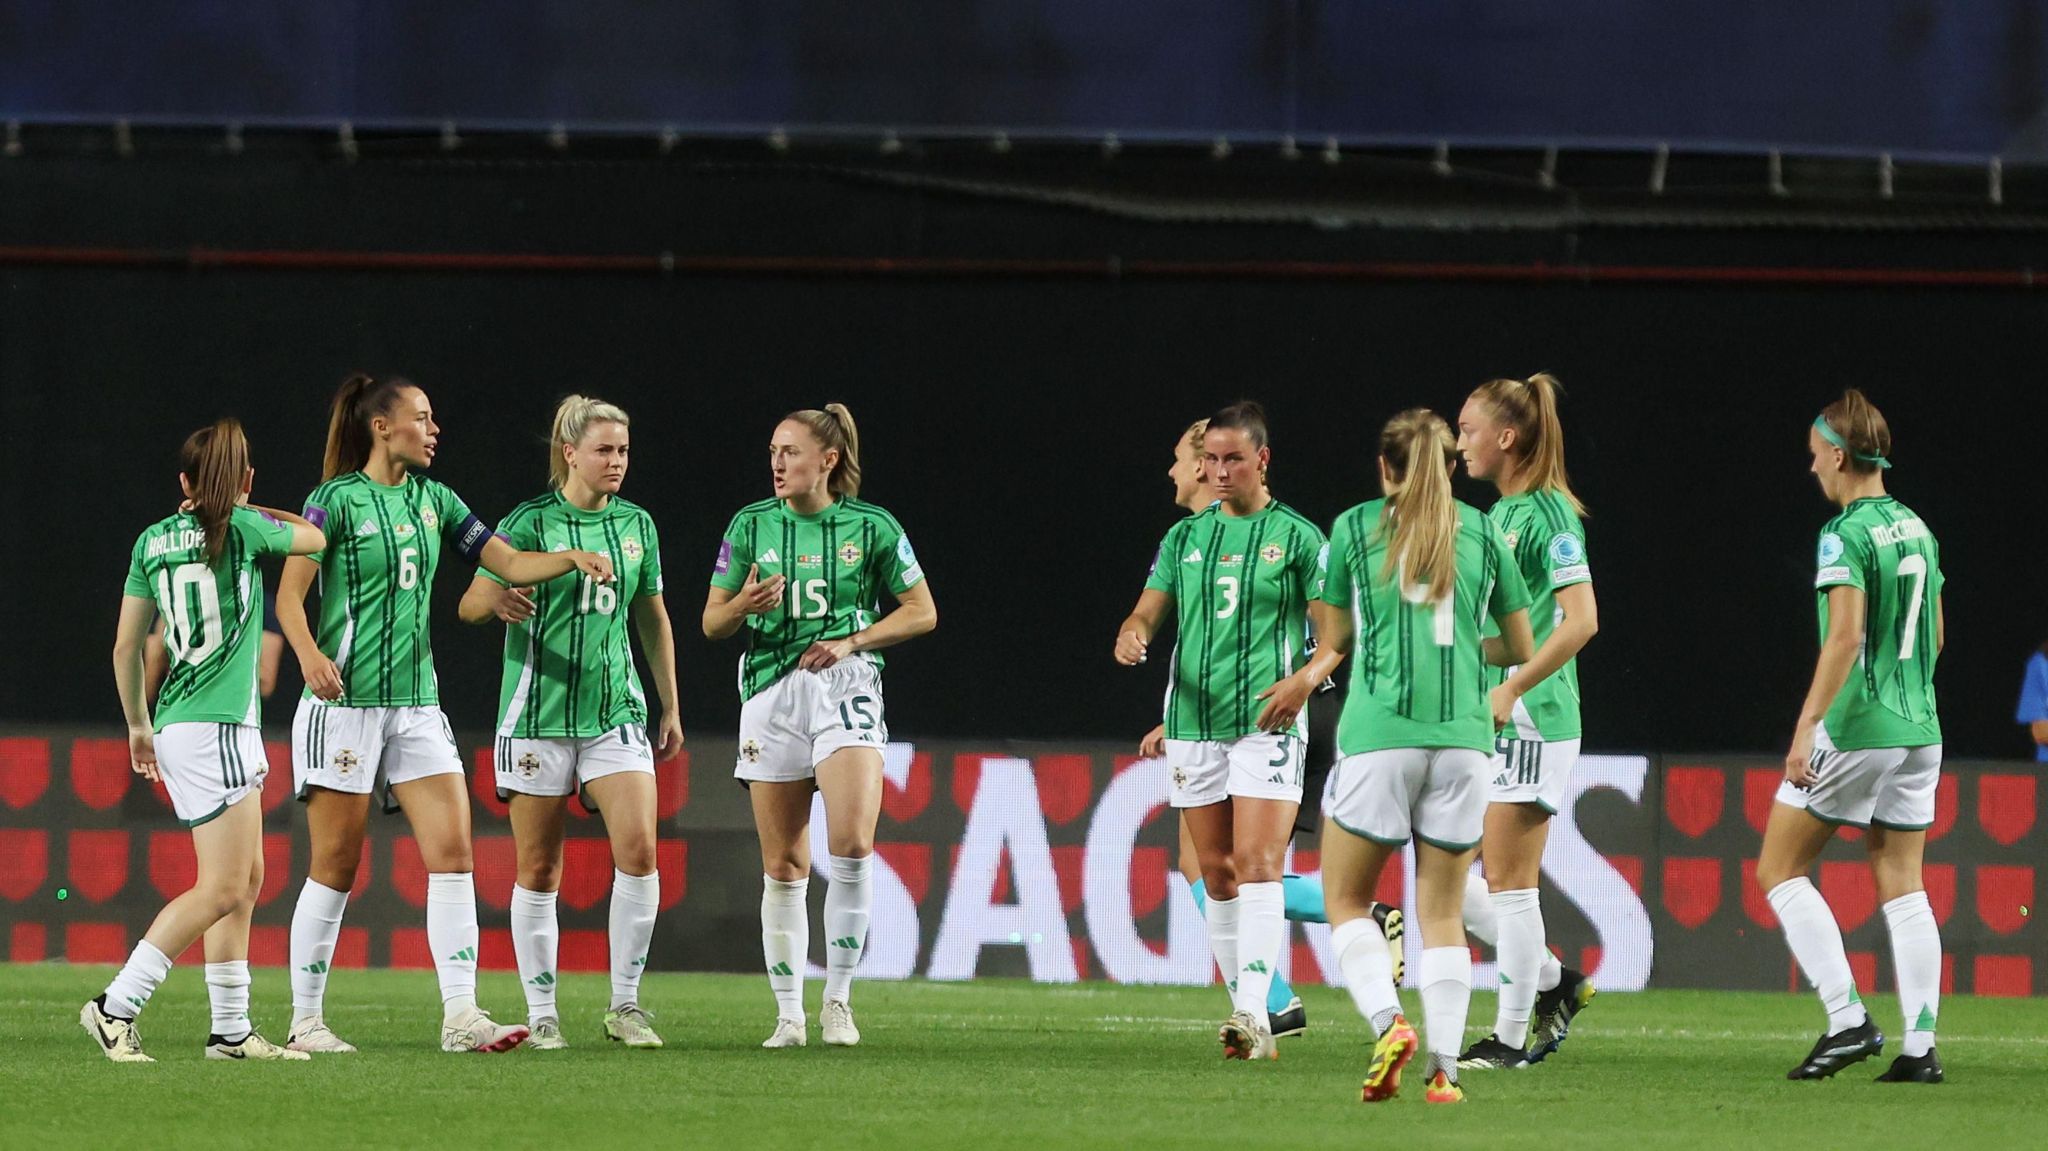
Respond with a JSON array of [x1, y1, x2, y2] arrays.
[[3, 141, 2047, 759]]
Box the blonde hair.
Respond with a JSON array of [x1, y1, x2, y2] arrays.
[[1819, 388, 1892, 474], [1469, 372, 1585, 515], [180, 418, 251, 565], [784, 403, 862, 498], [549, 394, 631, 489], [1377, 408, 1460, 598], [1182, 417, 1210, 457]]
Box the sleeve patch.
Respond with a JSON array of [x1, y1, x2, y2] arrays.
[[1815, 565, 1854, 587], [714, 539, 733, 575], [1817, 532, 1845, 569], [897, 535, 917, 566], [303, 503, 329, 531], [452, 514, 491, 562], [1548, 532, 1585, 568]]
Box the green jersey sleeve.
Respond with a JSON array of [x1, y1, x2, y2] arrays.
[[233, 506, 296, 557], [1295, 531, 1330, 602], [1143, 524, 1184, 598], [879, 522, 924, 595], [636, 515, 664, 600], [1317, 514, 1356, 608], [1488, 524, 1534, 618], [1815, 525, 1868, 591], [122, 531, 151, 597], [300, 482, 348, 565], [709, 510, 753, 593], [1542, 524, 1591, 590]]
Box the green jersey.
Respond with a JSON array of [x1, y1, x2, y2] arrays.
[[123, 506, 296, 729], [300, 472, 491, 708], [1143, 501, 1327, 742], [1319, 499, 1532, 755], [487, 492, 665, 738], [1486, 490, 1591, 742], [1814, 496, 1943, 749], [710, 497, 924, 701]]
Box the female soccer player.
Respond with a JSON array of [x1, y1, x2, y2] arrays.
[[704, 404, 937, 1049], [84, 419, 326, 1063], [277, 374, 614, 1055], [458, 396, 683, 1051], [1755, 389, 1946, 1084], [1317, 409, 1534, 1104], [1115, 401, 1331, 1062], [1135, 417, 1402, 1039], [1451, 374, 1600, 1069]]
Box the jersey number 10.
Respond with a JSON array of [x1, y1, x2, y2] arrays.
[[155, 563, 226, 667]]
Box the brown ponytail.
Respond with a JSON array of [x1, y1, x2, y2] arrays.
[[179, 418, 251, 565], [785, 403, 863, 498], [1377, 408, 1460, 598], [1818, 388, 1892, 474], [1469, 372, 1586, 515], [322, 373, 415, 481]]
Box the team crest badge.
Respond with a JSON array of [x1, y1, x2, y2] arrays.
[[1504, 530, 1520, 549], [621, 537, 642, 561], [740, 738, 763, 763], [332, 749, 360, 777], [419, 504, 439, 530], [1171, 765, 1187, 789], [517, 753, 541, 780], [838, 542, 863, 567], [1260, 543, 1285, 564]]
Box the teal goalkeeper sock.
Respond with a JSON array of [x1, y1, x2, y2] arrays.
[[1188, 877, 1297, 1014], [1282, 873, 1326, 924]]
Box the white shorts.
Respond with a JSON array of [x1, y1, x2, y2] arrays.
[[1488, 736, 1582, 814], [1164, 732, 1306, 809], [1774, 724, 1942, 830], [1326, 747, 1491, 851], [735, 658, 888, 784], [155, 722, 269, 827], [292, 697, 464, 812], [496, 725, 655, 810]]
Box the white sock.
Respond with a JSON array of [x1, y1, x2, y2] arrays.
[[761, 875, 809, 1020], [822, 855, 872, 1004], [1767, 877, 1866, 1032], [1882, 891, 1941, 1057], [1420, 946, 1474, 1082], [102, 940, 172, 1020], [1332, 916, 1402, 1035], [205, 960, 252, 1042], [289, 879, 348, 1025], [1233, 881, 1285, 1020], [1462, 871, 1498, 947], [1492, 888, 1544, 1048], [510, 884, 560, 1024], [426, 872, 479, 1018], [610, 869, 660, 1010], [1538, 948, 1563, 992], [1203, 891, 1241, 1003]]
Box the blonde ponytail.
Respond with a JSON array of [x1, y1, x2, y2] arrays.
[[549, 394, 631, 488], [1377, 409, 1460, 598], [1469, 372, 1586, 515], [785, 403, 863, 497]]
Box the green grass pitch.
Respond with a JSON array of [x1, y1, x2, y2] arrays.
[[3, 964, 2042, 1149]]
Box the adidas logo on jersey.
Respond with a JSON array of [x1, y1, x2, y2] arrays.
[[1183, 548, 1203, 564], [758, 548, 781, 564], [356, 520, 379, 538]]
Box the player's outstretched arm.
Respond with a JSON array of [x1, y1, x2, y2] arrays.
[[478, 534, 612, 587], [247, 504, 326, 555]]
